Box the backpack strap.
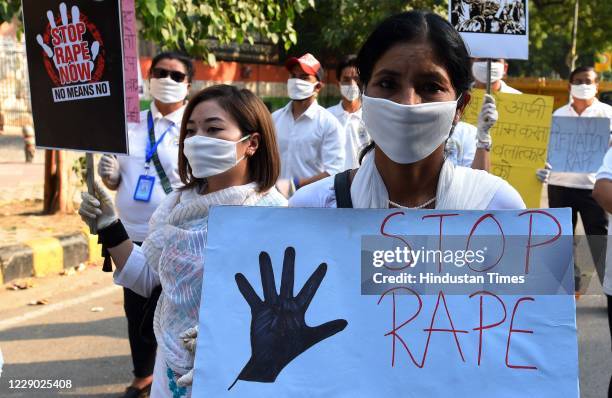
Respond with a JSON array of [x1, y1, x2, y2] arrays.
[[334, 169, 354, 208]]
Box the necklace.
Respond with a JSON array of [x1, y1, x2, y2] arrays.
[[388, 196, 436, 209]]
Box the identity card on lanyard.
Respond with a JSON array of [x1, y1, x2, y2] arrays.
[[134, 112, 173, 202]]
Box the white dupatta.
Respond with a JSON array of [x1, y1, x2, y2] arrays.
[[350, 150, 503, 210], [142, 183, 266, 374]]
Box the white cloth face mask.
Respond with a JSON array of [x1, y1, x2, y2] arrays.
[[361, 94, 458, 164], [183, 134, 250, 178], [570, 84, 597, 100], [287, 78, 317, 100], [472, 61, 505, 83], [340, 83, 361, 101], [149, 77, 189, 104]]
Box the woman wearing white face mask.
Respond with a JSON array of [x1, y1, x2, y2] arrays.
[[327, 55, 371, 170], [79, 85, 287, 397], [96, 51, 192, 398], [289, 11, 525, 211]]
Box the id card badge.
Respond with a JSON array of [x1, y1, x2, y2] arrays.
[[134, 175, 156, 202]]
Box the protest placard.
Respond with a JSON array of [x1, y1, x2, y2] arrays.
[[547, 116, 610, 173], [193, 207, 578, 397], [463, 89, 554, 207], [22, 0, 128, 153], [121, 0, 139, 123], [449, 0, 529, 59]]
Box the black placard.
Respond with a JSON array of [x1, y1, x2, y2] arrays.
[[23, 0, 128, 153]]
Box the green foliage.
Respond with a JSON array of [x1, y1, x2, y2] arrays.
[[515, 0, 612, 78], [135, 0, 314, 64], [0, 0, 19, 22], [1, 0, 608, 77], [291, 0, 446, 59], [72, 155, 87, 187], [0, 0, 314, 64], [291, 0, 610, 79]]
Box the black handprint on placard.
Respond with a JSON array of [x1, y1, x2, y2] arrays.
[[230, 247, 347, 389]]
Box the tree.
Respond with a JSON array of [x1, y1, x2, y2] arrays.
[[290, 0, 611, 79], [517, 0, 612, 78], [136, 0, 314, 65], [290, 0, 442, 61], [0, 0, 314, 213]]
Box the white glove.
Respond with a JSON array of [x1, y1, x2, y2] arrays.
[[78, 180, 117, 229], [536, 162, 552, 183], [180, 325, 198, 353], [97, 154, 120, 185], [177, 369, 194, 387], [176, 325, 198, 387], [476, 94, 498, 145]]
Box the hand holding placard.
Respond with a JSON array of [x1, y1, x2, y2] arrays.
[[97, 154, 120, 185], [176, 325, 199, 387], [476, 94, 498, 144], [231, 247, 348, 389], [78, 180, 117, 230], [463, 89, 554, 207]]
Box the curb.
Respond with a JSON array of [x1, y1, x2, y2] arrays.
[[0, 228, 103, 285]]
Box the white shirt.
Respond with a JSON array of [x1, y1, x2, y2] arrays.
[[595, 147, 612, 295], [273, 100, 346, 180], [327, 102, 370, 170], [289, 172, 525, 210], [549, 99, 612, 189], [115, 103, 184, 242], [446, 121, 477, 167], [499, 80, 522, 94]]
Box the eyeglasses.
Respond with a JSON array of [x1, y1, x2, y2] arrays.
[[151, 67, 187, 83]]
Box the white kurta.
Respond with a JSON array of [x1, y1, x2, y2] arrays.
[[114, 103, 184, 241], [272, 100, 346, 179], [327, 102, 370, 170]]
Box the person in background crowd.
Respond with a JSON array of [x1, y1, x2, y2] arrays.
[[592, 146, 612, 397], [472, 58, 522, 94], [546, 66, 612, 291], [81, 85, 287, 397], [22, 124, 35, 163], [273, 53, 345, 192], [327, 55, 369, 170], [445, 92, 497, 171], [97, 51, 193, 398], [290, 11, 524, 212]]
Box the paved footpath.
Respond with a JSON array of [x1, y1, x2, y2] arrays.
[[0, 131, 45, 204], [0, 266, 131, 397]]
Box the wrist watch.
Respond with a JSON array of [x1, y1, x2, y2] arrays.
[[476, 140, 492, 151]]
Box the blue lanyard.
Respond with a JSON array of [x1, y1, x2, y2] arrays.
[[146, 111, 175, 164]]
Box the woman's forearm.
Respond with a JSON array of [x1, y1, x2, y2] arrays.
[[111, 241, 160, 297], [471, 148, 490, 172], [107, 239, 134, 272]]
